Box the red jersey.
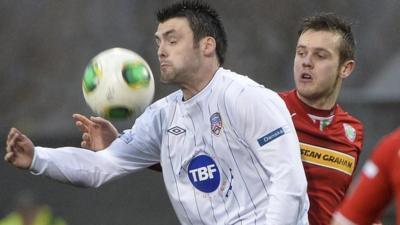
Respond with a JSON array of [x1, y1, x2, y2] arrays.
[[279, 90, 363, 225], [335, 128, 400, 225]]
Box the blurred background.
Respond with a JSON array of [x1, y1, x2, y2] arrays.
[[1, 0, 399, 224]]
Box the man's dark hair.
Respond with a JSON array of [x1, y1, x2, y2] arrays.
[[298, 13, 355, 65], [157, 0, 227, 65]]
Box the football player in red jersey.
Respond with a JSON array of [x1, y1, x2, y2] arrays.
[[331, 128, 400, 225], [279, 13, 364, 225]]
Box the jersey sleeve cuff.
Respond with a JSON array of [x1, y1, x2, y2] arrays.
[[29, 146, 47, 175]]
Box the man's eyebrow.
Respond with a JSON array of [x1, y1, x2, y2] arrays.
[[313, 47, 331, 54], [155, 29, 177, 39], [296, 45, 330, 53], [296, 45, 306, 49]]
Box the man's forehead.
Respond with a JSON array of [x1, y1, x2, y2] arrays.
[[297, 30, 341, 51], [155, 17, 190, 36]]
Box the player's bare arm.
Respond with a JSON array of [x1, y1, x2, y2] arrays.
[[72, 113, 118, 151], [4, 127, 34, 169]]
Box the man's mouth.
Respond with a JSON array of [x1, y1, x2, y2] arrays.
[[301, 73, 312, 79]]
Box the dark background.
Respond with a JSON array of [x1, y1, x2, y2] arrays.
[[1, 1, 399, 224]]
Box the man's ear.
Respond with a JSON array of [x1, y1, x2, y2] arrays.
[[201, 36, 217, 57], [340, 59, 355, 79]]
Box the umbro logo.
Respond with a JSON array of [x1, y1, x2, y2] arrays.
[[168, 126, 186, 135]]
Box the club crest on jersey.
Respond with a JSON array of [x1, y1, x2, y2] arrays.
[[210, 113, 223, 136], [188, 155, 220, 193], [343, 123, 356, 142]]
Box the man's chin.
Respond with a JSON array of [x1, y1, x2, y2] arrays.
[[159, 79, 170, 84], [160, 70, 178, 83], [299, 92, 328, 104], [297, 89, 318, 99], [159, 74, 172, 84]]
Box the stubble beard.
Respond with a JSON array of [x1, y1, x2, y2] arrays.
[[159, 65, 176, 84], [297, 71, 341, 102]]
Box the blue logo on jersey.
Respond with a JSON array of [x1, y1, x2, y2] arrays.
[[188, 155, 220, 193], [257, 127, 285, 147]]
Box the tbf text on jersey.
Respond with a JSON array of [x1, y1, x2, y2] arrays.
[[30, 68, 309, 225]]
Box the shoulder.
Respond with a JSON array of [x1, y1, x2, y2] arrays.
[[334, 104, 364, 149], [278, 89, 296, 107], [138, 90, 181, 123], [335, 105, 364, 133], [219, 68, 283, 106], [384, 127, 400, 142], [370, 128, 400, 170], [335, 105, 362, 125], [218, 68, 264, 91], [375, 128, 400, 155], [147, 90, 181, 112], [334, 104, 363, 132], [278, 89, 293, 99]]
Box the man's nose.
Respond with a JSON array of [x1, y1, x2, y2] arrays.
[[302, 54, 313, 68], [157, 44, 167, 59]]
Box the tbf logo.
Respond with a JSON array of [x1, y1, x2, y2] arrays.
[[189, 164, 217, 182], [188, 155, 220, 193]]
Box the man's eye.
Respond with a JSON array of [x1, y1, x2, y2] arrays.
[[296, 51, 305, 57], [155, 39, 160, 47]]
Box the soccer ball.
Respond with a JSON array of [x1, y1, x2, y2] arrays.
[[82, 48, 155, 119]]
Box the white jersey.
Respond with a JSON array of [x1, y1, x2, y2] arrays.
[[31, 68, 309, 225]]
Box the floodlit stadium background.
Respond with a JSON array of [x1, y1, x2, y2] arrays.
[[1, 1, 399, 224]]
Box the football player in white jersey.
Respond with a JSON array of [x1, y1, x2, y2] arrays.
[[5, 1, 309, 224]]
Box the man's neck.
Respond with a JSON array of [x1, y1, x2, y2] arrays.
[[296, 91, 338, 110], [181, 61, 219, 101]]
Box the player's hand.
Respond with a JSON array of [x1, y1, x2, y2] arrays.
[[73, 113, 118, 151], [4, 128, 34, 169]]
